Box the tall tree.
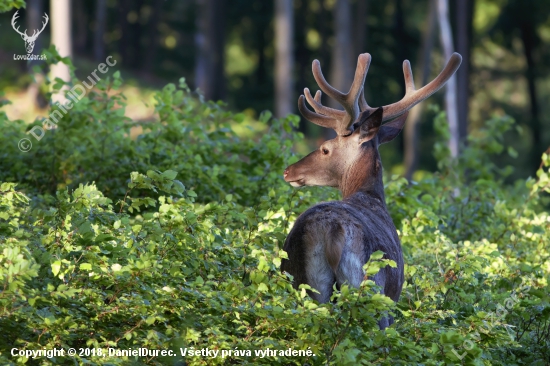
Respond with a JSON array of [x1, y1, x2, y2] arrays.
[[26, 0, 44, 63], [295, 0, 311, 132], [491, 0, 550, 173], [455, 0, 473, 146], [194, 0, 227, 101], [512, 0, 550, 173], [326, 0, 354, 139], [519, 13, 542, 173], [73, 1, 88, 56], [274, 0, 294, 118], [93, 0, 107, 62], [142, 0, 163, 76], [353, 0, 368, 57], [393, 0, 408, 157], [404, 0, 437, 180], [318, 0, 331, 71], [330, 0, 353, 99], [26, 0, 45, 106], [437, 0, 459, 158], [117, 0, 135, 69], [255, 1, 267, 93], [129, 0, 144, 70], [50, 0, 72, 102]]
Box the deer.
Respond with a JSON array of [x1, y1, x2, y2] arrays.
[[11, 10, 49, 54], [281, 52, 462, 329]]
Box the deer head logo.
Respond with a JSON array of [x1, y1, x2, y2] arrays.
[[11, 10, 49, 54]]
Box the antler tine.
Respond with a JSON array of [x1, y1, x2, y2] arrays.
[[28, 13, 49, 40], [314, 90, 321, 103], [303, 88, 346, 120], [312, 54, 370, 103], [40, 13, 49, 32], [381, 53, 462, 122], [300, 53, 371, 135], [403, 60, 416, 93], [297, 95, 341, 130], [347, 53, 371, 106], [11, 11, 27, 37]]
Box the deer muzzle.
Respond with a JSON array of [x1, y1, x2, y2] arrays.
[[283, 166, 305, 187]]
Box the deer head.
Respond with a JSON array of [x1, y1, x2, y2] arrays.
[[283, 52, 462, 197], [11, 10, 49, 54]]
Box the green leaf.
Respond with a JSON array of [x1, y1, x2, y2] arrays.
[[51, 261, 61, 276], [257, 283, 269, 293], [162, 170, 178, 180], [370, 250, 385, 261]]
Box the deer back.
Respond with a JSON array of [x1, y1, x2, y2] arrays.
[[281, 191, 404, 303]]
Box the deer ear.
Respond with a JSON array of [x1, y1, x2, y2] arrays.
[[358, 108, 383, 142], [377, 111, 409, 144]]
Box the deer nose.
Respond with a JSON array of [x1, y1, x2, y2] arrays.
[[283, 169, 289, 178]]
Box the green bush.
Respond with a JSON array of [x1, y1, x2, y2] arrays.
[[0, 54, 548, 365]]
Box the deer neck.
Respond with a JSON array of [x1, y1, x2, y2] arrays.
[[340, 148, 385, 203]]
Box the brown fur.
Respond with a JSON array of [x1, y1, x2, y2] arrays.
[[281, 110, 405, 329], [282, 53, 461, 329]]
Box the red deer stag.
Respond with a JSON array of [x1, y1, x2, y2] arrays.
[[281, 52, 461, 329]]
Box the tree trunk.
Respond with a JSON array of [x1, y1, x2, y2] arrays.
[[394, 0, 407, 84], [455, 0, 473, 147], [327, 0, 354, 139], [128, 0, 143, 70], [195, 0, 226, 101], [274, 0, 294, 118], [211, 0, 226, 101], [437, 0, 459, 158], [353, 0, 368, 57], [393, 0, 407, 156], [143, 0, 163, 75], [255, 2, 267, 90], [295, 0, 310, 132], [318, 0, 331, 73], [519, 22, 541, 173], [117, 0, 131, 68], [404, 0, 437, 180], [195, 0, 207, 95], [26, 0, 44, 65], [26, 0, 45, 107], [94, 0, 107, 62], [50, 0, 72, 102], [73, 0, 88, 56]]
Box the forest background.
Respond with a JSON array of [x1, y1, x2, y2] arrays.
[[1, 0, 549, 179]]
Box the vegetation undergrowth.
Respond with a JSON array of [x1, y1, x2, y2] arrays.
[[0, 53, 549, 365]]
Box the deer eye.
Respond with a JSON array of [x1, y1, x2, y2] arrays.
[[321, 147, 329, 155]]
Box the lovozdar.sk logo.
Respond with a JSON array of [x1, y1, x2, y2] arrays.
[[11, 10, 48, 60]]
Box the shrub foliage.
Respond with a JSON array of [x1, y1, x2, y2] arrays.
[[0, 55, 549, 365]]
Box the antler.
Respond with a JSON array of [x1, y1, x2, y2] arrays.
[[11, 11, 28, 38], [362, 53, 462, 122], [11, 11, 48, 40], [298, 53, 371, 136], [298, 53, 462, 134], [35, 13, 49, 39]]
